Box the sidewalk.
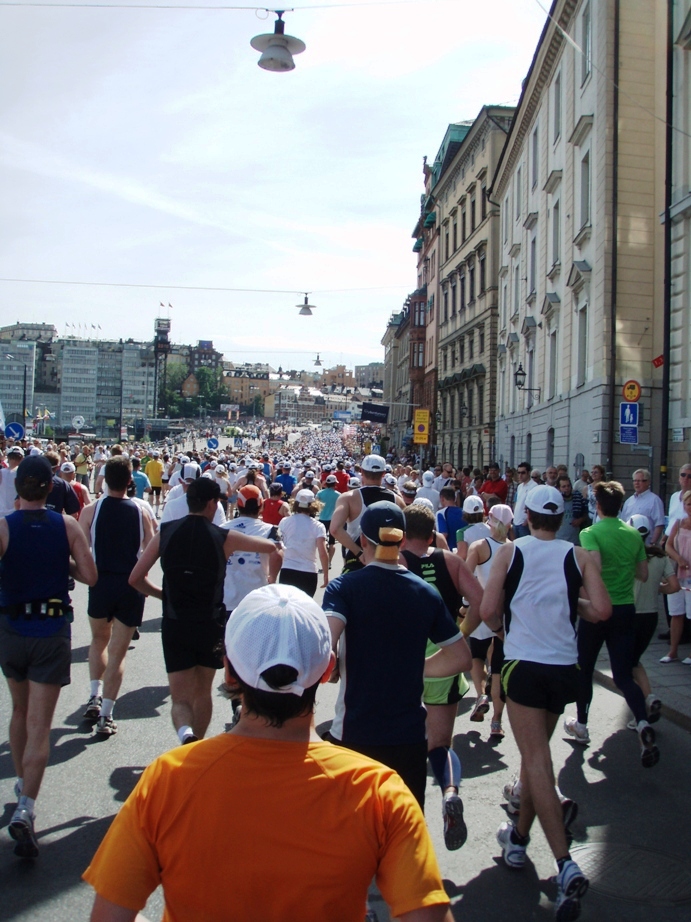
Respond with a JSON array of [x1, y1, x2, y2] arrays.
[[594, 611, 691, 732]]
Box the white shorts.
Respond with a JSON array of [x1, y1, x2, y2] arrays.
[[668, 580, 691, 618]]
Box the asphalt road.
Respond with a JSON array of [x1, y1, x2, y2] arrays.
[[1, 552, 691, 921]]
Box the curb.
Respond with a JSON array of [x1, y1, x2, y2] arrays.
[[593, 668, 691, 733]]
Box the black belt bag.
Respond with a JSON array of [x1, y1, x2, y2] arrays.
[[0, 599, 74, 623]]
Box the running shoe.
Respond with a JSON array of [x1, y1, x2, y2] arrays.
[[496, 821, 528, 869], [9, 807, 39, 859], [559, 795, 578, 833], [490, 720, 504, 737], [626, 718, 637, 731], [84, 695, 102, 721], [563, 717, 590, 745], [502, 778, 521, 816], [639, 724, 659, 768], [442, 792, 467, 851], [646, 695, 662, 723], [469, 694, 490, 722], [96, 715, 117, 737], [555, 859, 588, 921], [181, 733, 199, 745]]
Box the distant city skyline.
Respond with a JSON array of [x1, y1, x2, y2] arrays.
[[0, 0, 547, 367]]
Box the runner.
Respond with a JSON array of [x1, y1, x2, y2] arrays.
[[79, 457, 155, 737], [0, 455, 97, 857], [278, 490, 328, 598], [480, 485, 611, 921], [145, 451, 164, 518], [128, 477, 279, 745], [400, 503, 482, 850], [316, 473, 339, 569]]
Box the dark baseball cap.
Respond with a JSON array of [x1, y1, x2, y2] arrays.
[[360, 501, 405, 546], [15, 455, 53, 488]]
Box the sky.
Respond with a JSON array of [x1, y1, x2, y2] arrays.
[[0, 0, 547, 372]]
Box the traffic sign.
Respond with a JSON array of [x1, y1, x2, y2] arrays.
[[4, 422, 25, 440], [622, 380, 641, 402], [413, 409, 430, 445], [207, 437, 219, 450], [72, 415, 85, 430], [619, 402, 639, 427], [620, 426, 639, 445]]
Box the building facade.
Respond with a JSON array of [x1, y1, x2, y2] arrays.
[[432, 107, 514, 471], [668, 1, 691, 474], [491, 0, 666, 486]]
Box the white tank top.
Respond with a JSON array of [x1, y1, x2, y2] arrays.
[[503, 535, 582, 665], [471, 535, 504, 641]]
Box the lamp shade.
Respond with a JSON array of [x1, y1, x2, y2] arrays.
[[251, 17, 306, 72]]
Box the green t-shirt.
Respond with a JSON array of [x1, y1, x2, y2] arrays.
[[580, 517, 647, 605]]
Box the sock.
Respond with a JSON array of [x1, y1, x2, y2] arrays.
[[17, 794, 36, 817], [428, 746, 461, 791], [510, 827, 529, 846], [15, 778, 23, 795], [100, 698, 115, 719], [90, 680, 103, 698], [556, 855, 572, 872], [177, 725, 194, 743]]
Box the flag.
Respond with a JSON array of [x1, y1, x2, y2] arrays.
[[98, 324, 102, 331], [168, 303, 173, 309], [91, 324, 96, 330], [160, 302, 165, 307]]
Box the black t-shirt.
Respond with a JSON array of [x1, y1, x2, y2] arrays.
[[46, 475, 80, 516]]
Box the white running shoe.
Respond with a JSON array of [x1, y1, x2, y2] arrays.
[[469, 694, 490, 722], [9, 806, 39, 859], [442, 792, 467, 850], [502, 777, 521, 815], [563, 716, 590, 745], [496, 821, 527, 869], [555, 859, 588, 921]]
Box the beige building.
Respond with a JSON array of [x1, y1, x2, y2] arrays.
[[491, 0, 667, 486], [322, 365, 355, 388], [668, 2, 691, 476], [433, 107, 515, 470]]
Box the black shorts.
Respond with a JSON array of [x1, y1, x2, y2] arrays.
[[320, 521, 336, 546], [150, 486, 162, 495], [501, 660, 579, 715], [279, 569, 318, 598], [0, 620, 72, 686], [88, 574, 146, 628], [469, 636, 493, 661], [324, 733, 428, 810], [161, 618, 224, 673], [341, 553, 365, 575]]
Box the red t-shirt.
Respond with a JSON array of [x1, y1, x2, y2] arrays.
[[479, 478, 508, 503], [333, 470, 350, 494]]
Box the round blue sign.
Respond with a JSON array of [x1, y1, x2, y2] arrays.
[[5, 422, 25, 441], [207, 437, 219, 449]]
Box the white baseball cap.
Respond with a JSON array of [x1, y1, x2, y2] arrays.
[[361, 454, 386, 473], [463, 495, 485, 515], [295, 488, 315, 507], [525, 484, 564, 515], [488, 503, 514, 526], [225, 584, 332, 696]]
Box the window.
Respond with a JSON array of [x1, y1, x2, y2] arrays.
[[460, 273, 466, 311], [548, 329, 557, 398], [577, 304, 588, 385], [552, 200, 561, 265], [526, 433, 532, 464], [554, 72, 562, 141], [443, 290, 449, 323], [460, 338, 465, 364], [445, 229, 450, 262], [451, 344, 456, 366], [449, 393, 455, 429], [479, 327, 485, 354], [468, 262, 476, 302], [470, 199, 476, 233], [582, 1, 592, 84], [529, 236, 537, 294], [467, 388, 474, 423], [451, 283, 457, 316], [513, 265, 520, 314], [468, 333, 474, 361], [502, 282, 508, 327], [532, 127, 539, 189], [461, 210, 467, 242], [443, 349, 448, 373], [580, 152, 590, 228], [453, 220, 458, 252], [414, 302, 425, 326], [479, 255, 486, 294], [503, 197, 509, 242], [481, 187, 487, 221], [515, 167, 522, 220], [412, 342, 424, 368], [431, 252, 436, 278], [477, 384, 484, 423]]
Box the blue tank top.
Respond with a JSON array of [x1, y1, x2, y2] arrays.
[[0, 509, 71, 637]]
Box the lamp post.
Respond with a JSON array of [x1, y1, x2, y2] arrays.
[[514, 363, 541, 402]]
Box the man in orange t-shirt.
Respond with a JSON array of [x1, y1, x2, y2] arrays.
[[84, 584, 452, 922]]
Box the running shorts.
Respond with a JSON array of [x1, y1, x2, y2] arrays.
[[0, 621, 72, 686], [501, 660, 579, 714], [423, 670, 470, 706], [161, 618, 225, 673], [88, 574, 146, 628]]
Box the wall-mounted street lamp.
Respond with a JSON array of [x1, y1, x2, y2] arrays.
[[514, 363, 541, 401]]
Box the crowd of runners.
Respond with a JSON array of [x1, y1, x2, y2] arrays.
[[1, 428, 689, 922]]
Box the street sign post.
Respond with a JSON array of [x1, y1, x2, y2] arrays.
[[4, 422, 25, 441]]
